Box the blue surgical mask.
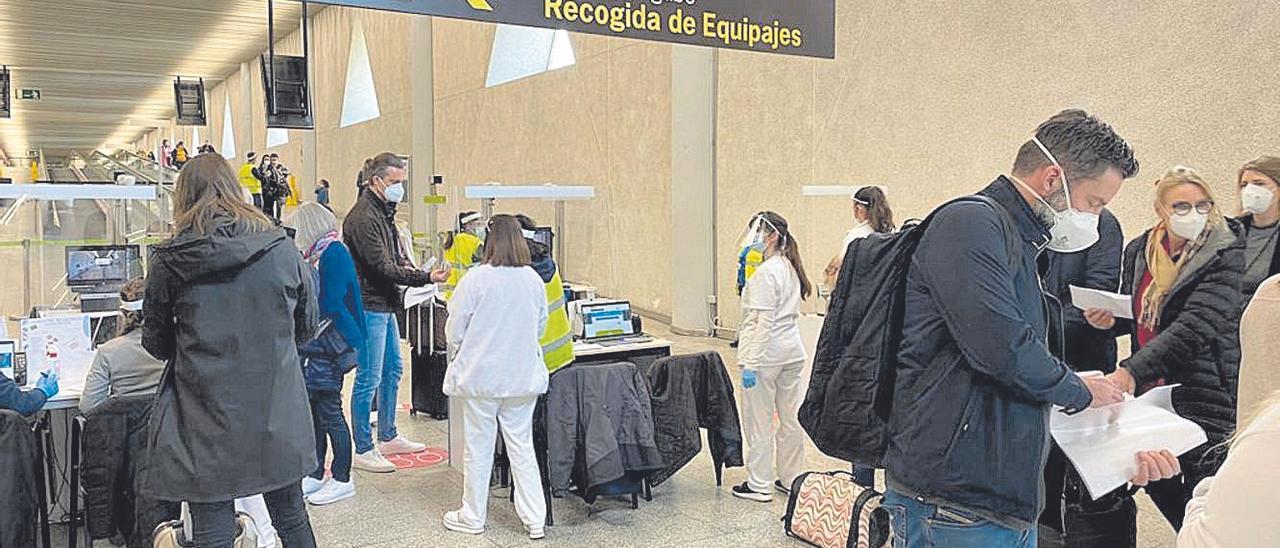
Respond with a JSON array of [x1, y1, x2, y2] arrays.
[[748, 242, 765, 253], [473, 226, 488, 241], [383, 182, 405, 203]]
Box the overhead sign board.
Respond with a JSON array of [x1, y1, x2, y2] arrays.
[[304, 0, 835, 59]]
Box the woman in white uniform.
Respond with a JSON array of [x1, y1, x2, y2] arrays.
[[824, 186, 896, 295], [733, 211, 814, 503], [442, 214, 550, 540]]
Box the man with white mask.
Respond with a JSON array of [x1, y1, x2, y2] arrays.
[[881, 110, 1179, 548], [343, 152, 449, 473]]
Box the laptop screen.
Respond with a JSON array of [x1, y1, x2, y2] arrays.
[[582, 302, 635, 340]]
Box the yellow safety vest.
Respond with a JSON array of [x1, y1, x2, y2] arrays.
[[238, 163, 262, 193], [541, 267, 575, 374], [745, 247, 764, 280], [442, 232, 483, 300]]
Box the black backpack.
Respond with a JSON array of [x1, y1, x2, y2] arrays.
[[799, 195, 1017, 465]]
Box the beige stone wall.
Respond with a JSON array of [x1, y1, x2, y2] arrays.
[[714, 0, 1280, 327], [432, 20, 675, 316]]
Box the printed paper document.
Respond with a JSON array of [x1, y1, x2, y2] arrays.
[[1051, 385, 1207, 499]]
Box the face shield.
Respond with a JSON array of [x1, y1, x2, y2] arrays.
[[736, 214, 781, 252]]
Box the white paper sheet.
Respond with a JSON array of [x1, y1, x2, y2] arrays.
[[1051, 385, 1207, 499], [18, 315, 93, 390], [404, 285, 438, 310], [1069, 285, 1134, 319]]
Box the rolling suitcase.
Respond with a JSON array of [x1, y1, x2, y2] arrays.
[[152, 502, 259, 548], [407, 297, 449, 420]]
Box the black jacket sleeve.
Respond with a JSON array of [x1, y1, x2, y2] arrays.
[[141, 261, 177, 361], [1123, 239, 1245, 385], [0, 372, 47, 417], [916, 202, 1092, 410], [347, 214, 431, 288]]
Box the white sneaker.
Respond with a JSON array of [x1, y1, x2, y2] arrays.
[[307, 480, 355, 506], [443, 510, 484, 535], [378, 435, 426, 456], [301, 476, 327, 497], [526, 524, 546, 540], [352, 449, 396, 473]]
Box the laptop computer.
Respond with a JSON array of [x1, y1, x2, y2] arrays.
[[579, 301, 651, 346]]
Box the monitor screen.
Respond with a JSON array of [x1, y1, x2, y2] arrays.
[[0, 340, 14, 377], [66, 245, 141, 291], [582, 302, 635, 340]]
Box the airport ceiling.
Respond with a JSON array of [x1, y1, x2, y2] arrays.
[[0, 0, 305, 159]]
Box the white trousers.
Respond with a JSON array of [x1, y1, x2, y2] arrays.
[[742, 361, 807, 493], [233, 495, 277, 548], [458, 396, 546, 528]]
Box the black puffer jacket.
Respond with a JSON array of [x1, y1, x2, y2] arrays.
[[343, 190, 430, 313], [1117, 221, 1244, 479]]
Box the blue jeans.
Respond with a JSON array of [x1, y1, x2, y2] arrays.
[[352, 311, 403, 454], [882, 491, 1037, 548], [310, 389, 352, 483]]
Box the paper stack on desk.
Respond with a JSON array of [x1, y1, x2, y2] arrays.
[[1069, 286, 1134, 319], [1051, 385, 1207, 499]]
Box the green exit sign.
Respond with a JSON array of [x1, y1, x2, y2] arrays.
[[18, 89, 40, 100]]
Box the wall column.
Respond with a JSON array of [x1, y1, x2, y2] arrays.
[[669, 46, 717, 336], [409, 15, 436, 252]]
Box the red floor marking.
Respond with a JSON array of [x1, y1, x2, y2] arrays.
[[386, 447, 449, 470]]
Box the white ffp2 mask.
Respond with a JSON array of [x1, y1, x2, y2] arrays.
[[1169, 212, 1209, 241], [1010, 137, 1101, 253], [1241, 184, 1275, 216]]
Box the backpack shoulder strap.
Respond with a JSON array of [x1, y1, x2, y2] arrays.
[[935, 195, 1023, 267]]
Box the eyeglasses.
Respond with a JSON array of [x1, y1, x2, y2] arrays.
[[1168, 200, 1214, 216]]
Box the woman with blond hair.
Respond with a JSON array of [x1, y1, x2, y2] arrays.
[[1085, 166, 1245, 532], [141, 154, 319, 547]]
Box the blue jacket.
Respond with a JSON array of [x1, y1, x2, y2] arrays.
[[301, 243, 366, 392], [0, 373, 46, 417], [885, 177, 1093, 527]]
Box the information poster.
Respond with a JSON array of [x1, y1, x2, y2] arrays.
[[19, 315, 93, 390]]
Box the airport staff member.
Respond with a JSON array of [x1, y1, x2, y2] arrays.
[[442, 211, 486, 300], [239, 152, 263, 209], [516, 215, 575, 373], [0, 370, 58, 417]]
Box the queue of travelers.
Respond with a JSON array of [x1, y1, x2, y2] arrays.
[[7, 111, 1280, 547]]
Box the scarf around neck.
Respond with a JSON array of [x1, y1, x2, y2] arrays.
[[1140, 222, 1205, 330], [305, 230, 341, 267]]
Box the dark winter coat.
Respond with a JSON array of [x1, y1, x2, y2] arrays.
[[0, 410, 38, 548], [141, 218, 318, 502], [645, 352, 744, 486], [343, 190, 430, 313], [546, 362, 665, 494], [1044, 208, 1124, 373], [1116, 221, 1245, 480], [885, 177, 1093, 528], [81, 396, 179, 547]]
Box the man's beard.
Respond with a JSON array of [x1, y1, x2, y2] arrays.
[[1033, 185, 1069, 228]]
